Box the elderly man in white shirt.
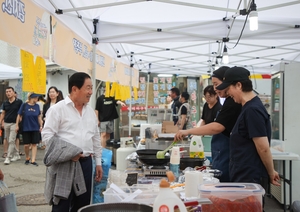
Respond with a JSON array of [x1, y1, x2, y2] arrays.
[[42, 72, 102, 212]]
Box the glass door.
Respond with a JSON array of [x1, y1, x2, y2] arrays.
[[271, 72, 283, 140]]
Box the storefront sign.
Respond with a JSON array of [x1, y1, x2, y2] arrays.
[[0, 0, 51, 58]]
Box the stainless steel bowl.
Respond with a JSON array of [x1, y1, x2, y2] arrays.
[[78, 203, 152, 212]]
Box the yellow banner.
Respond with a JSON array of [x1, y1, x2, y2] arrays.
[[0, 0, 51, 58], [21, 50, 36, 92], [35, 57, 46, 94], [21, 50, 46, 93]]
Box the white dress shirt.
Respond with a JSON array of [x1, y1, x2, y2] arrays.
[[42, 95, 102, 165]]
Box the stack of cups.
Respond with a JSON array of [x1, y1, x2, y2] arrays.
[[185, 171, 203, 198], [169, 147, 180, 181]]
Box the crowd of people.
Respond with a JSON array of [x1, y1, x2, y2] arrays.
[[0, 86, 64, 166], [0, 68, 280, 211]]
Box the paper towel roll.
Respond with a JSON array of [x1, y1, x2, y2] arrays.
[[185, 171, 203, 198]]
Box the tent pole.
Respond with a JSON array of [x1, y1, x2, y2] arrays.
[[91, 19, 99, 108], [91, 43, 96, 108], [145, 63, 151, 118], [129, 67, 132, 137]]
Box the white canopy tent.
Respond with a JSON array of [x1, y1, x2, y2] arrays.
[[33, 0, 300, 75], [0, 63, 22, 80]]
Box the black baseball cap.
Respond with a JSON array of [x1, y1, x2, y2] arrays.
[[216, 66, 250, 90], [211, 66, 230, 81]]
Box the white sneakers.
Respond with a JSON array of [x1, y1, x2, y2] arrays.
[[4, 157, 10, 165], [11, 154, 21, 162], [4, 153, 21, 164]]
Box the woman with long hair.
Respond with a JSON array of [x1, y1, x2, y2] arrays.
[[42, 86, 60, 122]]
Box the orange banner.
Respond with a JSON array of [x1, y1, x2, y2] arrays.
[[51, 16, 92, 74], [0, 0, 139, 87], [0, 0, 51, 58]]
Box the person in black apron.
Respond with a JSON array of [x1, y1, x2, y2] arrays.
[[216, 67, 280, 188], [174, 66, 241, 182]]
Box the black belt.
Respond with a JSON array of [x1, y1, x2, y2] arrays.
[[79, 155, 91, 161]]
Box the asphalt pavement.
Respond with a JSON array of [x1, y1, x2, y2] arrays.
[[0, 144, 51, 212]]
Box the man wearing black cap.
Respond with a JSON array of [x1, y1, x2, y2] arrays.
[[216, 67, 280, 188], [174, 66, 242, 182]]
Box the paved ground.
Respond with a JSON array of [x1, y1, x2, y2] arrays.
[[0, 144, 51, 212], [0, 144, 288, 212]]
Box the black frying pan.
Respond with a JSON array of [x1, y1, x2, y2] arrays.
[[179, 157, 204, 170], [138, 155, 170, 166], [136, 149, 163, 156]]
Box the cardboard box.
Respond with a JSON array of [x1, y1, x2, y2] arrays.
[[162, 121, 178, 133]]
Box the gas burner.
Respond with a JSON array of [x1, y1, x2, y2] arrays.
[[148, 165, 168, 170], [142, 165, 169, 176]]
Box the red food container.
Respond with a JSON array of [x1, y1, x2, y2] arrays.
[[199, 183, 265, 212]]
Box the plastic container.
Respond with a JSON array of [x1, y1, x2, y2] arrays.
[[199, 183, 265, 212], [189, 136, 204, 158], [153, 178, 187, 212], [116, 137, 136, 171], [103, 184, 159, 205], [169, 146, 180, 180]]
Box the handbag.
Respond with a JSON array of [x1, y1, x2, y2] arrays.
[[0, 181, 18, 212]]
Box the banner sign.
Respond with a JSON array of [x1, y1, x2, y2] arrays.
[[1, 0, 139, 87], [21, 49, 46, 94], [0, 0, 51, 58]]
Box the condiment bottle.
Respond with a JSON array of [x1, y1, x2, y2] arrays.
[[189, 135, 204, 158], [153, 171, 187, 212]]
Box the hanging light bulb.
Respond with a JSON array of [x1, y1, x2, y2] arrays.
[[249, 0, 258, 31], [215, 60, 219, 70], [223, 45, 229, 64], [249, 11, 258, 31]]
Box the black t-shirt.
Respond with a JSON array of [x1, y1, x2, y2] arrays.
[[215, 97, 242, 137], [230, 96, 270, 182], [2, 98, 23, 123], [243, 97, 271, 141], [201, 101, 222, 125], [95, 95, 119, 122], [180, 103, 187, 115], [172, 96, 182, 124]]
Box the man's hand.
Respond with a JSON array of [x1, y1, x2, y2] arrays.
[[71, 153, 84, 162], [174, 130, 188, 141], [95, 165, 103, 182]]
